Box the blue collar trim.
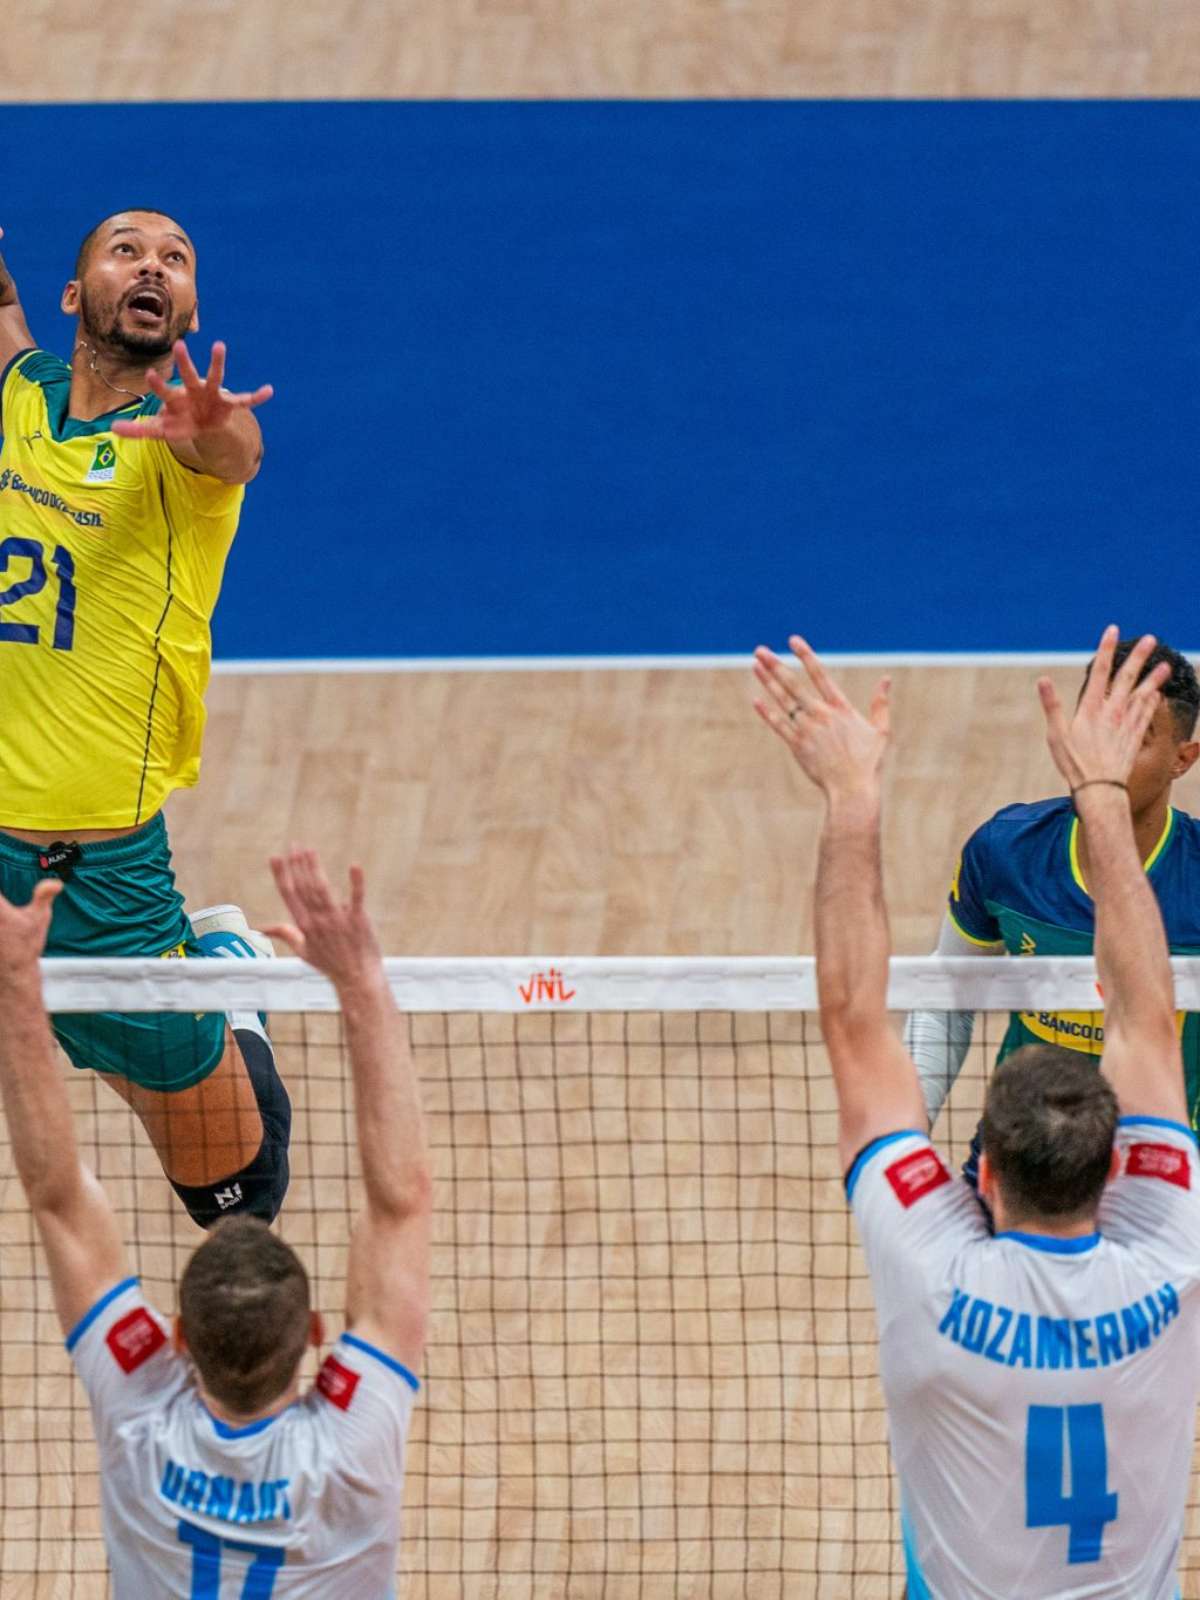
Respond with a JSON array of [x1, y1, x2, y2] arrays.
[[203, 1402, 287, 1440], [994, 1230, 1101, 1255]]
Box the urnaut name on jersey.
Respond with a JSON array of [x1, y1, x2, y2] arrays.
[[0, 469, 104, 527], [160, 1457, 292, 1525], [938, 1280, 1180, 1370]]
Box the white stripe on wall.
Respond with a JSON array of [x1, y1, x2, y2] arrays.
[[210, 650, 1135, 676]]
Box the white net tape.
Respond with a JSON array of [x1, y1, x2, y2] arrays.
[[37, 954, 1200, 1013]]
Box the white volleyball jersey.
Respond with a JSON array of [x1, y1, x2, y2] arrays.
[[848, 1117, 1200, 1600], [66, 1280, 419, 1599]]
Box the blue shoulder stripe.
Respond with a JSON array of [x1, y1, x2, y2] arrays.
[[342, 1333, 420, 1392], [844, 1129, 927, 1201], [65, 1276, 140, 1353], [1117, 1114, 1199, 1146]]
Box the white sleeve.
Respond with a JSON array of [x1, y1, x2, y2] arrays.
[[1098, 1117, 1200, 1279], [65, 1277, 184, 1449], [847, 1130, 989, 1309], [903, 913, 1000, 1124], [314, 1332, 419, 1484]]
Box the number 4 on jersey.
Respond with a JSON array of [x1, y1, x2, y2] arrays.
[[1026, 1404, 1118, 1564]]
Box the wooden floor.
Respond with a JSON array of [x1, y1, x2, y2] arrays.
[[7, 0, 1200, 99], [168, 660, 1200, 957]]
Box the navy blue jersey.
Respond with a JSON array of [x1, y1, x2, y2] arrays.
[[949, 798, 1200, 1122]]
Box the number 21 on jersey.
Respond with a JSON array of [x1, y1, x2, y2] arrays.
[[0, 536, 76, 650], [1026, 1404, 1118, 1564]]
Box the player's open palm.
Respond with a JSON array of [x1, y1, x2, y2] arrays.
[[111, 339, 273, 442], [753, 636, 891, 797], [0, 879, 62, 977], [266, 848, 382, 991], [1039, 625, 1170, 791]]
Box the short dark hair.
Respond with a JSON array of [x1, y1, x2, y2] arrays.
[[74, 208, 178, 277], [179, 1217, 311, 1415], [980, 1045, 1117, 1220], [1083, 638, 1200, 739]]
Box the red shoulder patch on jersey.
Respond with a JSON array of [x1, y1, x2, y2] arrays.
[[1125, 1142, 1191, 1189], [317, 1354, 361, 1411], [105, 1307, 166, 1374], [885, 1145, 951, 1208]]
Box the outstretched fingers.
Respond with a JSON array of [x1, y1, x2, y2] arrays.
[[1125, 659, 1171, 741], [753, 696, 808, 757], [789, 635, 848, 709], [221, 384, 275, 412], [31, 878, 62, 912], [262, 920, 306, 959], [348, 864, 366, 914], [173, 339, 204, 391], [1080, 625, 1118, 710], [1037, 676, 1067, 737], [1111, 632, 1158, 703], [753, 650, 818, 721], [302, 848, 337, 912], [1036, 675, 1077, 783], [206, 340, 226, 394], [868, 676, 892, 735], [269, 852, 303, 924]]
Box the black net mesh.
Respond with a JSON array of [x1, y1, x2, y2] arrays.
[[1, 1007, 1197, 1598]]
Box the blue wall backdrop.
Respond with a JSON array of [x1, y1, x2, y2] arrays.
[[3, 102, 1198, 657]]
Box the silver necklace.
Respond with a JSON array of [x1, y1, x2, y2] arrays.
[[73, 341, 147, 404]]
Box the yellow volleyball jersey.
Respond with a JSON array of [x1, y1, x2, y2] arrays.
[[0, 349, 244, 829]]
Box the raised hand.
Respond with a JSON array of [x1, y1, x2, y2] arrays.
[[1038, 626, 1170, 792], [266, 847, 382, 992], [753, 636, 891, 798], [111, 339, 273, 441], [0, 879, 62, 982]]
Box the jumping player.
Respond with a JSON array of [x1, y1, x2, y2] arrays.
[[0, 213, 287, 1227], [754, 626, 1200, 1598], [0, 845, 431, 1597], [904, 640, 1200, 1173]]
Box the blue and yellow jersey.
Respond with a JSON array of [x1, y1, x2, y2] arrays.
[[949, 796, 1200, 1121], [0, 348, 243, 829]]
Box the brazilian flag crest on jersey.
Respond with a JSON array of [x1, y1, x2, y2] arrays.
[[85, 440, 117, 484]]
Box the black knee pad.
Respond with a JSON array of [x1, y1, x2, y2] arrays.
[[170, 1122, 290, 1229], [170, 1026, 292, 1229]]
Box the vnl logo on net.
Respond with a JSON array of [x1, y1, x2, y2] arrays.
[[519, 968, 577, 1005]]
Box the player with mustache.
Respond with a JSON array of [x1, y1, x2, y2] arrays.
[[0, 210, 288, 1231]]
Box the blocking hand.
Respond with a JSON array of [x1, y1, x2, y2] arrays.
[[753, 636, 891, 798], [1038, 626, 1169, 792], [0, 879, 61, 981], [266, 847, 382, 990]]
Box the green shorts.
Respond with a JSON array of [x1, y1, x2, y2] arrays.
[[0, 813, 225, 1092]]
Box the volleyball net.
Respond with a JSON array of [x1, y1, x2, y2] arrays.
[[5, 957, 1200, 1599]]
